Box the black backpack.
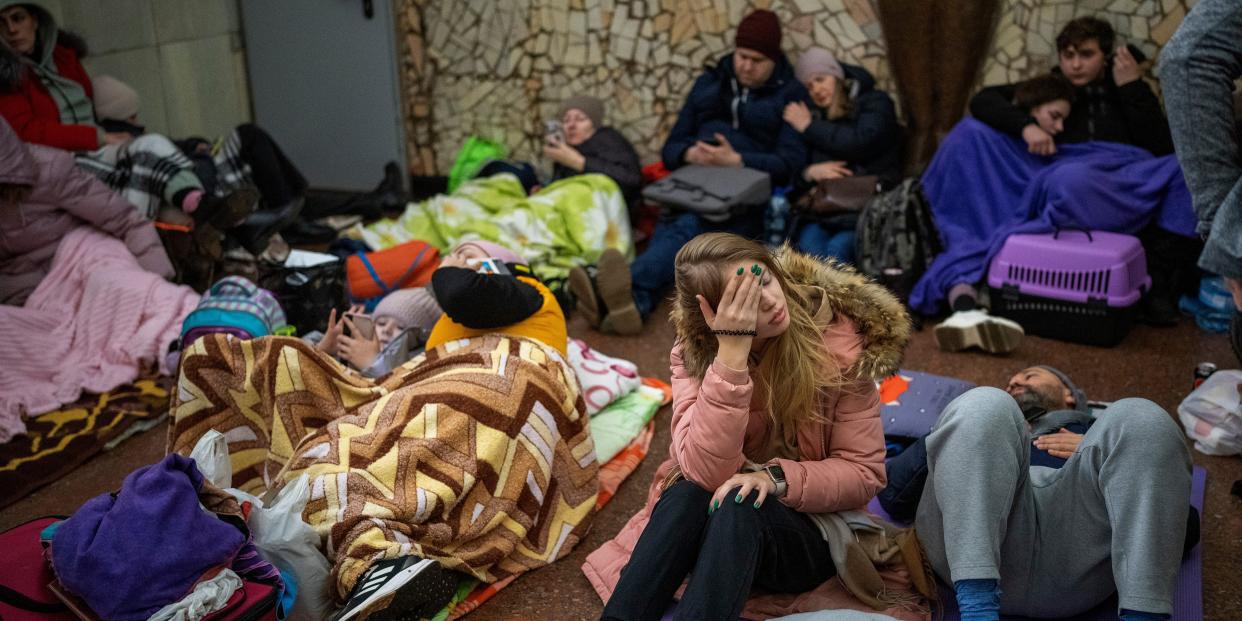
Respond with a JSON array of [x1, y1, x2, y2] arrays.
[[855, 178, 942, 304]]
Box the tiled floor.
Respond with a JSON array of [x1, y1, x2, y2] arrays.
[[4, 302, 1239, 620]]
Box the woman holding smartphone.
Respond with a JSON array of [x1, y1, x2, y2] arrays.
[[542, 95, 643, 215]]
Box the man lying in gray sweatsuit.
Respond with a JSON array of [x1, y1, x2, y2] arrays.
[[892, 367, 1192, 620], [1161, 0, 1242, 364]]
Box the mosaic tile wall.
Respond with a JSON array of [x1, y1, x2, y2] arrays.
[[981, 0, 1199, 86], [398, 0, 1196, 176]]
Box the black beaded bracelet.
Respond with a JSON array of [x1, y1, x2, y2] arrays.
[[713, 329, 757, 337]]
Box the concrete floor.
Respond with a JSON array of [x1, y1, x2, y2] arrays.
[[4, 301, 1239, 620]]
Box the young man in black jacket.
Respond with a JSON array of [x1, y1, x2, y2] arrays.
[[970, 17, 1173, 157]]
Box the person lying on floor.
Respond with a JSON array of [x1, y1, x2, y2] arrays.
[[0, 115, 172, 305], [913, 16, 1202, 337], [0, 2, 255, 229], [879, 365, 1195, 620], [569, 9, 809, 336], [782, 47, 900, 264], [90, 75, 404, 253], [315, 239, 566, 379], [168, 291, 595, 620], [313, 288, 442, 377], [587, 233, 919, 620]]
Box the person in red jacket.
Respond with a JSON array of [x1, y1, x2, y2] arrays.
[[0, 2, 252, 227]]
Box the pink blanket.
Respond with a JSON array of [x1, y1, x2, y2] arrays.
[[0, 227, 199, 441]]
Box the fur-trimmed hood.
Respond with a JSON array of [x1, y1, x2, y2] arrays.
[[774, 247, 911, 380], [676, 246, 911, 383]]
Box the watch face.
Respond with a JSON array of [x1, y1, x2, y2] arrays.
[[767, 465, 785, 481]]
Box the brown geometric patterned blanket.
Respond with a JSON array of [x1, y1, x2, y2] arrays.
[[168, 334, 599, 599]]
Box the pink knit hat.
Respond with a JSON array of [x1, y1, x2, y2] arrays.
[[373, 287, 442, 331], [456, 240, 525, 265]]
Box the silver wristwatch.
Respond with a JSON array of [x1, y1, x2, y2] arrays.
[[764, 464, 787, 498]]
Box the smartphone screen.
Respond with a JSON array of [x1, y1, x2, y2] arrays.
[[347, 313, 375, 340], [545, 120, 564, 144], [466, 257, 504, 274]]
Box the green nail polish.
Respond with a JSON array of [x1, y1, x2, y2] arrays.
[[734, 494, 743, 503], [751, 264, 759, 274], [737, 267, 744, 275], [713, 500, 720, 511], [752, 501, 761, 509]]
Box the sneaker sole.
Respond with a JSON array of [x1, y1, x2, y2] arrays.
[[365, 563, 461, 621], [934, 319, 1023, 354], [334, 558, 435, 621], [568, 266, 601, 328], [595, 249, 642, 336]]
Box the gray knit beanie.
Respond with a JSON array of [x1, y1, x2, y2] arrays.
[[794, 47, 845, 84], [1036, 365, 1089, 412], [559, 95, 604, 128]]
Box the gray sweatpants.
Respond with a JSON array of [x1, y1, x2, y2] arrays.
[[915, 387, 1191, 616]]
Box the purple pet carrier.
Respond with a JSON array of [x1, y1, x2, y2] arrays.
[[986, 230, 1150, 346]]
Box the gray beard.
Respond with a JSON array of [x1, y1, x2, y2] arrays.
[[1013, 390, 1062, 421]]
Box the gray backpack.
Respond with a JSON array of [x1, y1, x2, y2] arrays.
[[855, 178, 941, 303], [643, 165, 771, 222]]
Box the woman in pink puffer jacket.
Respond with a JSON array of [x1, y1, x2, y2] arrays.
[[585, 232, 912, 620]]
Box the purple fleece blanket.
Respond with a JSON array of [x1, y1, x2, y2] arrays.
[[51, 454, 246, 621], [909, 118, 1197, 315]]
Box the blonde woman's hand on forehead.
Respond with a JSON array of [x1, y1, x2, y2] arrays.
[[696, 265, 763, 334]]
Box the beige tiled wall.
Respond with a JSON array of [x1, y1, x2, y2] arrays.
[[400, 0, 1198, 176], [44, 0, 249, 141]]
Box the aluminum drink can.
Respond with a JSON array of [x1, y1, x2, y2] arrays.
[[1194, 362, 1218, 389]]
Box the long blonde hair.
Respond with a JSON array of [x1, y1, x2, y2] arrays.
[[671, 233, 842, 427]]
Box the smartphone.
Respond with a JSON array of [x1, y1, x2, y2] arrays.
[[702, 136, 721, 147], [466, 257, 507, 275], [346, 313, 375, 340], [545, 120, 565, 144]]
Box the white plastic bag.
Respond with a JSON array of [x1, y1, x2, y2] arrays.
[[1178, 369, 1242, 455], [188, 429, 232, 489], [230, 478, 335, 621], [187, 432, 336, 621]]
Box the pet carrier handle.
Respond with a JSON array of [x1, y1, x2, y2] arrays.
[[1052, 227, 1094, 242]]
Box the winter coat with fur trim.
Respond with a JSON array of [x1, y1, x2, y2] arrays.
[[582, 248, 911, 614]]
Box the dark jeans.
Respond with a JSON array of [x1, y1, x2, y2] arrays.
[[877, 437, 929, 523], [601, 480, 836, 621], [631, 210, 764, 318], [235, 123, 308, 208]]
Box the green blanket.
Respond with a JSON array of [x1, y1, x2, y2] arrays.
[[589, 384, 664, 463], [349, 173, 633, 281]]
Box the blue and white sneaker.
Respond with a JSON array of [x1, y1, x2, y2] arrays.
[[332, 556, 436, 621]]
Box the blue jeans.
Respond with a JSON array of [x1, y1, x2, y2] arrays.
[[631, 210, 764, 318], [796, 223, 856, 264]]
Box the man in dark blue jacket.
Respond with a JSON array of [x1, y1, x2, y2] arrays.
[[570, 9, 808, 335]]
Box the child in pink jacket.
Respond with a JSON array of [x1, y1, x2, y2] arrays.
[[584, 232, 911, 620]]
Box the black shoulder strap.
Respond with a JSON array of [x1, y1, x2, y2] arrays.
[[0, 584, 69, 613]]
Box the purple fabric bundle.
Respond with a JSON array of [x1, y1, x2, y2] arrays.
[[51, 454, 247, 621], [910, 118, 1197, 315]]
